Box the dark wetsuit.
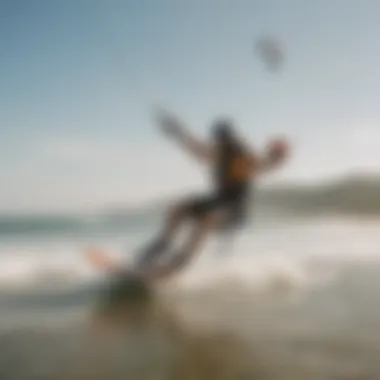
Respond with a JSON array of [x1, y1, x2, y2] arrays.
[[185, 141, 252, 228], [134, 140, 253, 269]]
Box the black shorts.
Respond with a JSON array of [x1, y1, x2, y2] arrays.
[[184, 186, 250, 227]]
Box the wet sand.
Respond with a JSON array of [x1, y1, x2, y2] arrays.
[[1, 259, 380, 380]]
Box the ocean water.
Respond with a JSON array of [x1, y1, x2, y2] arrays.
[[1, 209, 380, 379]]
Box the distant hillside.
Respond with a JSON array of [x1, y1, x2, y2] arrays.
[[102, 175, 380, 218], [258, 175, 380, 216]]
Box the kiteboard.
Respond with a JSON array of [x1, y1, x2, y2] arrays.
[[85, 247, 136, 276], [84, 246, 164, 285], [85, 247, 156, 310]]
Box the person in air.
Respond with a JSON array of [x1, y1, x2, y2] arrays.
[[88, 108, 289, 281], [131, 108, 289, 280]]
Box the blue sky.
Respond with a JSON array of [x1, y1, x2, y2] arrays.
[[1, 0, 380, 213]]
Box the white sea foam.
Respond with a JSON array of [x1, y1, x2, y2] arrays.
[[0, 216, 378, 296]]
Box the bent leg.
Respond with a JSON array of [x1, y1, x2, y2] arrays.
[[135, 202, 187, 268], [159, 193, 222, 240], [160, 201, 188, 241], [147, 211, 221, 281], [182, 211, 220, 259], [135, 195, 208, 269]]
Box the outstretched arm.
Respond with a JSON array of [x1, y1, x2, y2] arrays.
[[257, 138, 290, 174], [173, 125, 215, 163], [154, 108, 216, 163], [232, 145, 287, 178], [231, 148, 280, 178], [258, 154, 284, 173]]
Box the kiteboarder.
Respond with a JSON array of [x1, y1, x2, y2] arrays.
[[87, 108, 289, 282]]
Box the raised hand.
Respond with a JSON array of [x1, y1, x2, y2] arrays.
[[267, 136, 290, 164], [153, 107, 182, 138]]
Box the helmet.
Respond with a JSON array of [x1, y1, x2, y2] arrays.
[[211, 118, 235, 142]]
